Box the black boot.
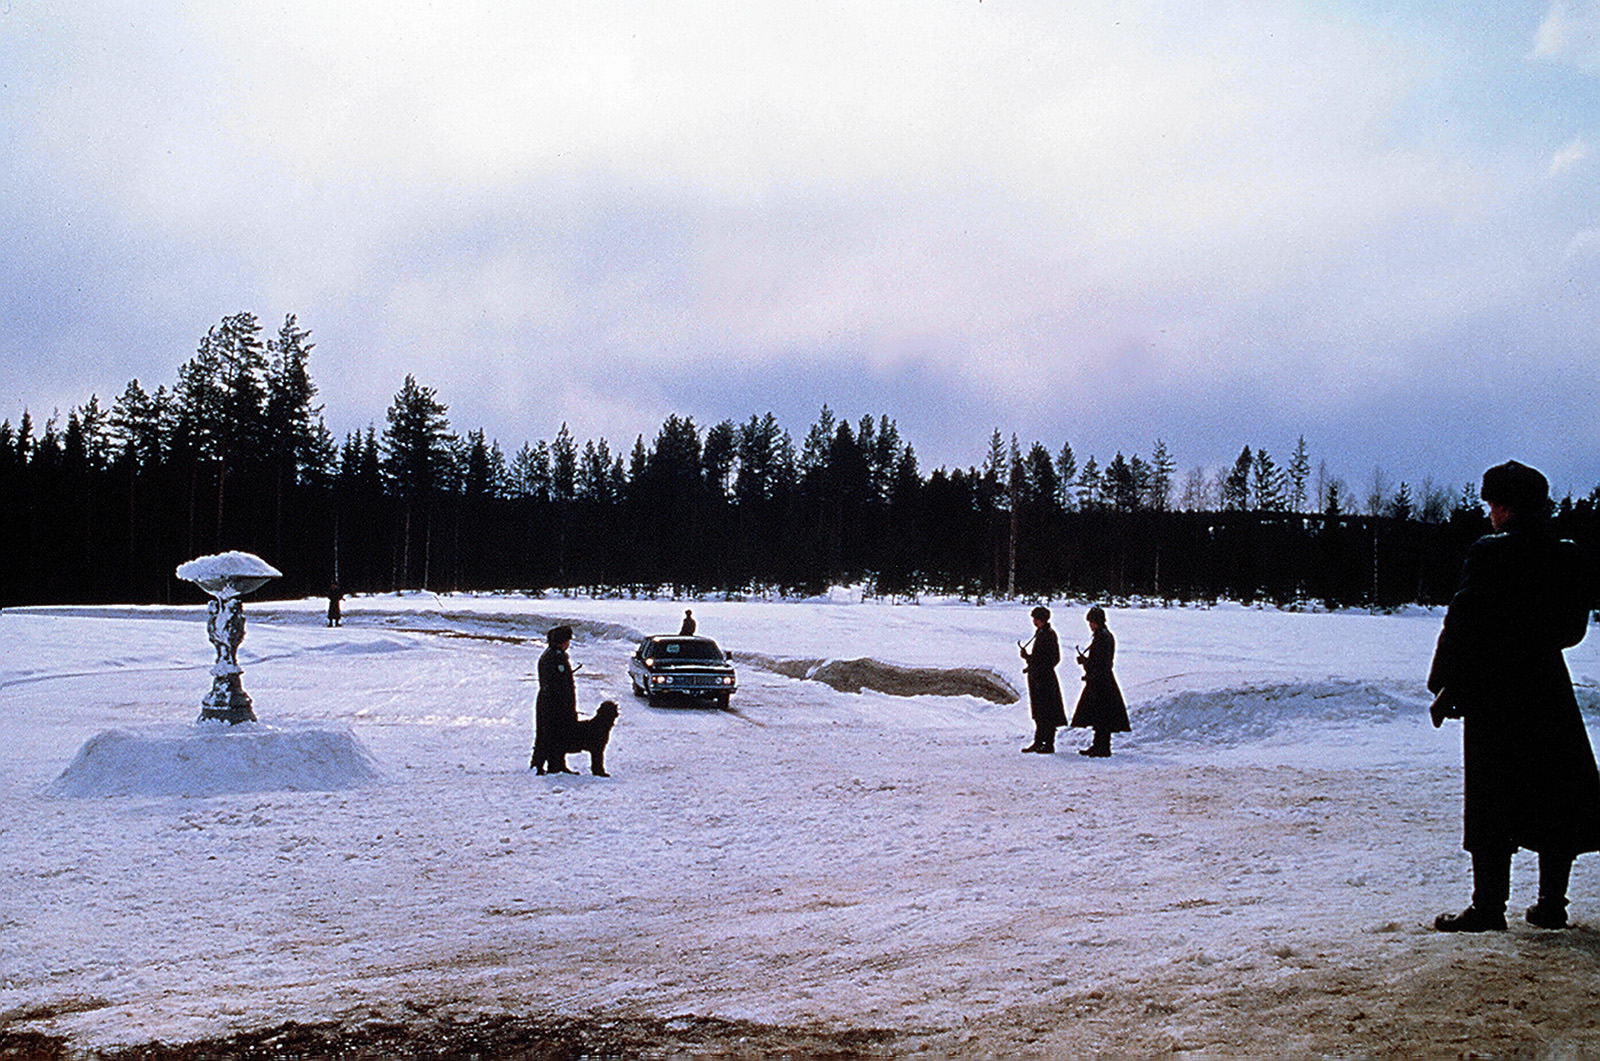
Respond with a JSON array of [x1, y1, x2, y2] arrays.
[[1527, 852, 1573, 929], [1436, 849, 1510, 932], [1434, 905, 1508, 932]]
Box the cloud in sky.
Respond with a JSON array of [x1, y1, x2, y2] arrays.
[[1550, 136, 1591, 176], [2, 0, 1598, 495], [1534, 0, 1600, 69]]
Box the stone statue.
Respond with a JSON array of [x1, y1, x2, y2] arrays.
[[207, 596, 246, 669], [177, 551, 281, 724]]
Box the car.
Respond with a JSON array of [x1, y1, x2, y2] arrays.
[[628, 635, 737, 708]]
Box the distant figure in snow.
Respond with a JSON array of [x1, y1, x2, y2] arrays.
[[1428, 460, 1600, 932], [531, 625, 580, 775], [326, 581, 343, 628], [679, 609, 697, 636], [1019, 605, 1066, 753], [1071, 606, 1129, 757]]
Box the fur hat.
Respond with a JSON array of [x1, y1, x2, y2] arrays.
[[1479, 460, 1551, 518], [547, 624, 574, 644]]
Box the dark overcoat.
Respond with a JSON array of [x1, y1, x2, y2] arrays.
[[1428, 520, 1600, 855], [533, 643, 578, 757], [1071, 627, 1130, 732], [1025, 623, 1067, 728]]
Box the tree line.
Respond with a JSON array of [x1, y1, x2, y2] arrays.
[[3, 312, 1597, 609]]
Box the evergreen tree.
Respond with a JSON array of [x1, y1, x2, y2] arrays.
[[735, 413, 784, 506], [511, 441, 552, 502], [639, 414, 704, 589], [1077, 455, 1102, 510], [264, 314, 321, 558], [1388, 482, 1415, 522], [1223, 447, 1252, 510], [577, 438, 617, 504], [1147, 439, 1175, 512], [702, 420, 737, 501], [1252, 449, 1284, 511], [381, 375, 451, 590], [109, 381, 168, 471], [1287, 435, 1311, 512], [12, 410, 33, 465], [551, 425, 577, 506], [1055, 442, 1077, 510], [1106, 452, 1140, 511]]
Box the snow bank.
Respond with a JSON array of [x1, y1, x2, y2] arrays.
[[1132, 679, 1427, 745], [739, 652, 1020, 704], [47, 723, 381, 798]]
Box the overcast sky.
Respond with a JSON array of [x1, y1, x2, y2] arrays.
[[2, 0, 1597, 497]]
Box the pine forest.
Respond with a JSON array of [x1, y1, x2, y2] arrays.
[[3, 313, 1597, 610]]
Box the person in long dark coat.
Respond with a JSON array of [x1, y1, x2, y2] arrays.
[[1428, 460, 1600, 931], [1020, 605, 1067, 753], [1071, 605, 1130, 757], [680, 609, 697, 636], [531, 625, 580, 775]]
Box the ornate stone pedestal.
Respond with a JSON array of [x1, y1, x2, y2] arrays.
[[176, 552, 282, 725]]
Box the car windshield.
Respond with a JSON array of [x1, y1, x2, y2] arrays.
[[646, 638, 724, 661]]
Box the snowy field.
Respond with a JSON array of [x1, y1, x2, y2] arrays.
[[5, 592, 1600, 1056]]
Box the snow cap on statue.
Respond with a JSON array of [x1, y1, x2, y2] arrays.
[[1479, 460, 1551, 518]]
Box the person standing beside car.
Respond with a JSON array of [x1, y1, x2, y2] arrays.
[[1428, 460, 1600, 932], [531, 625, 579, 775], [1020, 605, 1066, 753]]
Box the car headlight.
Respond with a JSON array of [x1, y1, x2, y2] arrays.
[[722, 676, 735, 685], [651, 675, 668, 684]]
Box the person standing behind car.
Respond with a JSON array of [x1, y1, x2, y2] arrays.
[[531, 625, 579, 775], [1071, 606, 1129, 757], [1428, 460, 1600, 932], [680, 609, 696, 635], [1020, 606, 1066, 753]]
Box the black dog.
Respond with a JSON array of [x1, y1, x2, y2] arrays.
[[555, 700, 618, 777]]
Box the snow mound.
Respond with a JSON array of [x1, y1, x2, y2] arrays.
[[1134, 679, 1428, 746], [48, 723, 382, 798], [740, 653, 1020, 704]]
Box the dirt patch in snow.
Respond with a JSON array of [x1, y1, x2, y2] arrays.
[[739, 652, 1019, 704], [14, 948, 1600, 1060], [2, 1012, 898, 1059]]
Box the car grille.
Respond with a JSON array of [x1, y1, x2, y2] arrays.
[[663, 674, 730, 688]]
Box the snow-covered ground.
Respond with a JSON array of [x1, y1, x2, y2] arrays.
[[5, 592, 1600, 1055]]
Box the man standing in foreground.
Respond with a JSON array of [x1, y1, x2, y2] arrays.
[[531, 625, 579, 775], [1429, 460, 1600, 931]]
